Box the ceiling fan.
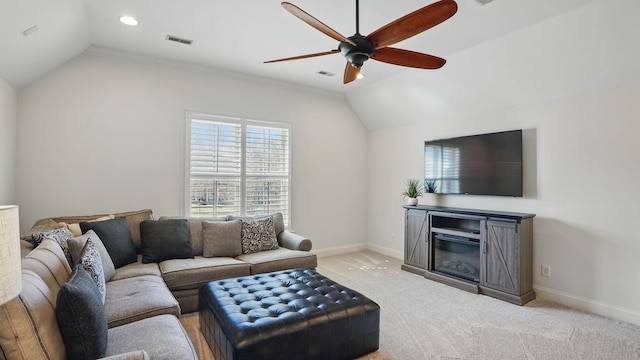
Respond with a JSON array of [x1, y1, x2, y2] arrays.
[[265, 0, 458, 84]]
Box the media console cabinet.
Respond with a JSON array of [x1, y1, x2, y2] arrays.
[[402, 205, 536, 305]]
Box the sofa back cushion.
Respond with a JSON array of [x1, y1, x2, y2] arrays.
[[25, 209, 154, 253], [0, 270, 66, 360], [21, 239, 72, 298]]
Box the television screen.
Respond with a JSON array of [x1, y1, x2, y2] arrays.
[[424, 130, 523, 197]]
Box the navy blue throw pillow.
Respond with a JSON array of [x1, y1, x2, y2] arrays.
[[140, 219, 193, 263], [80, 217, 137, 268], [56, 265, 108, 360]]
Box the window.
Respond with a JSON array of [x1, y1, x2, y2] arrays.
[[186, 112, 291, 226]]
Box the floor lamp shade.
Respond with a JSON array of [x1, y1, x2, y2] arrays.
[[0, 205, 22, 305]]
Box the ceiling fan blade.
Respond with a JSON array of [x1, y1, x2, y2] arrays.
[[343, 62, 361, 84], [371, 47, 446, 69], [264, 50, 339, 64], [367, 0, 458, 50], [282, 2, 356, 46]]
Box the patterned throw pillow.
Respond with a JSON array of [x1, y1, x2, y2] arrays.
[[32, 227, 74, 266], [79, 238, 106, 303], [240, 216, 279, 254]]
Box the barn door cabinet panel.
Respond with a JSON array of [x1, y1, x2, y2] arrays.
[[480, 218, 534, 304], [401, 209, 428, 275]]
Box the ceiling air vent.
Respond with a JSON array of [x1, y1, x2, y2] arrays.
[[166, 35, 193, 45], [473, 0, 495, 5], [317, 71, 336, 77]]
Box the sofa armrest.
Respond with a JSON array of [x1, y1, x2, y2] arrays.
[[278, 231, 312, 251], [100, 350, 149, 360]]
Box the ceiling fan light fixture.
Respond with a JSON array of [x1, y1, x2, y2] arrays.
[[356, 73, 365, 80], [473, 0, 495, 5], [119, 16, 139, 26]]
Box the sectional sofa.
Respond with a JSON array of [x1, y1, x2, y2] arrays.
[[0, 209, 317, 360]]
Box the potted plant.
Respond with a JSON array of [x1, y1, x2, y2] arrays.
[[402, 178, 423, 205], [425, 179, 438, 193]]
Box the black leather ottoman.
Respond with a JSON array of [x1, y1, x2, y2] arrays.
[[199, 268, 380, 360]]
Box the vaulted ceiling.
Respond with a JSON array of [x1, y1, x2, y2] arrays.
[[2, 0, 639, 129], [1, 0, 600, 91]]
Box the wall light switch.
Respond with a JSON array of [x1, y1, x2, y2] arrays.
[[541, 264, 551, 278]]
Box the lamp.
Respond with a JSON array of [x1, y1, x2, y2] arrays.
[[0, 205, 22, 305]]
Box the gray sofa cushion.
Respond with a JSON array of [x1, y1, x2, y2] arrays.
[[0, 270, 66, 360], [236, 248, 318, 274], [56, 265, 108, 360], [105, 275, 179, 328], [106, 315, 197, 360], [68, 230, 116, 282], [111, 258, 161, 281], [81, 217, 137, 269], [101, 350, 150, 360], [140, 219, 193, 263], [202, 219, 242, 257], [160, 256, 250, 291]]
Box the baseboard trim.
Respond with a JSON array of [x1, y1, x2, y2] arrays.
[[534, 285, 640, 327], [365, 244, 403, 260], [314, 243, 367, 258]]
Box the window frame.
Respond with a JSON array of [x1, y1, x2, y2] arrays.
[[184, 111, 292, 227]]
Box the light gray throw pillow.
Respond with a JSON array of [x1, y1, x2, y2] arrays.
[[68, 230, 116, 282], [202, 220, 242, 257]]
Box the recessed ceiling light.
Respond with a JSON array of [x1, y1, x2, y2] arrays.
[[119, 16, 139, 26]]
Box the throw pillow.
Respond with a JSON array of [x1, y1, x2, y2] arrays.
[[56, 265, 108, 360], [202, 220, 242, 257], [78, 238, 106, 303], [68, 230, 116, 282], [31, 227, 74, 267], [239, 215, 279, 254], [80, 217, 137, 268], [140, 219, 193, 263]]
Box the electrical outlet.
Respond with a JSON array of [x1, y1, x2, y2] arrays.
[[541, 264, 551, 278], [391, 234, 396, 242]]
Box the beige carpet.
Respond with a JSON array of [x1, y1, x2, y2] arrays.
[[181, 251, 640, 360]]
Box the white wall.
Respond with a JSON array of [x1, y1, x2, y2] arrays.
[[366, 82, 640, 326], [15, 53, 368, 252], [0, 77, 17, 204], [357, 0, 640, 326]]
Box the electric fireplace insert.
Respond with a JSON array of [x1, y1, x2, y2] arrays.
[[431, 232, 480, 283]]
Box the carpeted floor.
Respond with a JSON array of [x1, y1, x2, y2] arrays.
[[181, 250, 640, 360]]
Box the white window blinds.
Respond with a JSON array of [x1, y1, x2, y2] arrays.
[[187, 113, 291, 226]]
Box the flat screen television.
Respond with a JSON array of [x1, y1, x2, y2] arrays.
[[424, 129, 523, 197]]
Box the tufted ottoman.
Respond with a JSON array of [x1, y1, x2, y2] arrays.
[[199, 268, 380, 360]]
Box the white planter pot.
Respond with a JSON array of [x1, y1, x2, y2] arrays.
[[406, 198, 418, 206]]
